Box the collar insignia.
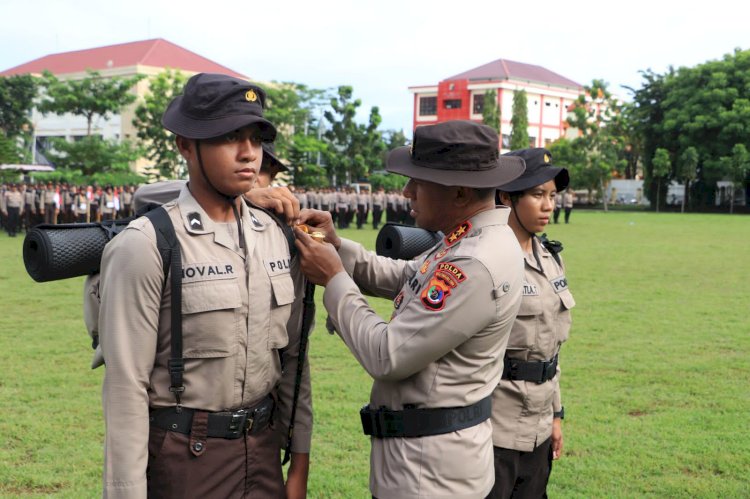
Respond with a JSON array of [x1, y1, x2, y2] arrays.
[[444, 221, 472, 246], [245, 89, 257, 102], [187, 212, 204, 231], [250, 213, 263, 228]]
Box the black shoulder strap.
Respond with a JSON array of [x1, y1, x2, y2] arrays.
[[538, 233, 563, 267], [245, 201, 297, 258], [143, 207, 185, 407]]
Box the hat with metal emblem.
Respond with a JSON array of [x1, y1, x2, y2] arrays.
[[386, 120, 525, 188], [497, 147, 569, 192], [162, 73, 277, 141]]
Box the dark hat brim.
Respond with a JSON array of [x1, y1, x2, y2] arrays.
[[161, 95, 277, 141], [262, 148, 288, 172], [386, 146, 525, 188], [497, 166, 569, 193]]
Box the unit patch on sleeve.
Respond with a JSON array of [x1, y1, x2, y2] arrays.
[[420, 262, 468, 311]]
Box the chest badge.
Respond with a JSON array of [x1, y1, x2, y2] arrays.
[[187, 212, 204, 231], [444, 221, 472, 246]]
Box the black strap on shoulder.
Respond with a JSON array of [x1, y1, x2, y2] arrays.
[[245, 201, 297, 259], [143, 207, 185, 407], [282, 280, 315, 465], [538, 233, 563, 267]]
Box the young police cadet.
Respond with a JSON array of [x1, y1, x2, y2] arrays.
[[489, 148, 575, 498], [97, 73, 311, 498], [294, 120, 526, 499]]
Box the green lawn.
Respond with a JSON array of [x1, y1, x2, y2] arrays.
[[1, 211, 749, 498]]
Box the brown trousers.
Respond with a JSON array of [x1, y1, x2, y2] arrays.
[[487, 437, 553, 499], [147, 413, 285, 498]]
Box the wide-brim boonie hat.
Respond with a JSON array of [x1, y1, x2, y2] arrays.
[[386, 120, 525, 188], [497, 148, 569, 192], [262, 142, 288, 172], [162, 73, 277, 141]]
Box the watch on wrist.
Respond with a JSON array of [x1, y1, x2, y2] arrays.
[[553, 406, 565, 420]]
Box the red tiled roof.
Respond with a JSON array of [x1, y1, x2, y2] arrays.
[[446, 58, 581, 89], [0, 38, 247, 79]]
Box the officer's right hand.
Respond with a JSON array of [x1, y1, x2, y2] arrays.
[[297, 209, 341, 249], [293, 226, 345, 286]]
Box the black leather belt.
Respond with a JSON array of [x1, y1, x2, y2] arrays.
[[149, 395, 274, 439], [360, 395, 492, 438], [502, 354, 558, 384]]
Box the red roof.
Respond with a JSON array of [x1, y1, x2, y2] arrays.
[[446, 58, 581, 89], [0, 38, 247, 79]]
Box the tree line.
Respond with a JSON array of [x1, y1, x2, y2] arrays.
[[2, 48, 750, 210]]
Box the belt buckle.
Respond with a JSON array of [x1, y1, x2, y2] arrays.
[[228, 409, 247, 437]]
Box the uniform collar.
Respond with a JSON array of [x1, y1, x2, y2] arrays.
[[177, 185, 256, 256], [443, 206, 511, 246]]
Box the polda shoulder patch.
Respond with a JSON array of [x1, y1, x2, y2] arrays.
[[420, 262, 468, 311]]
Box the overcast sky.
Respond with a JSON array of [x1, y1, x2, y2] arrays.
[[1, 0, 747, 137]]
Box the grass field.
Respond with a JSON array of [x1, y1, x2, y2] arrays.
[[1, 210, 749, 498]]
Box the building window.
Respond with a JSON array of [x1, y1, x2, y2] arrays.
[[419, 96, 437, 116], [444, 99, 462, 110], [502, 134, 511, 149], [544, 138, 553, 147], [473, 94, 485, 114]]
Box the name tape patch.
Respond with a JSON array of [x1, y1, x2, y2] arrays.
[[182, 262, 235, 283]]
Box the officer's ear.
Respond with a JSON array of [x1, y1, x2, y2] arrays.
[[175, 136, 195, 162]]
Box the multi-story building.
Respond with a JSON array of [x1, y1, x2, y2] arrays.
[[409, 58, 584, 151], [0, 38, 247, 171]]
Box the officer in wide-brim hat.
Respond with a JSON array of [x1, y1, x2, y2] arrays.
[[294, 119, 527, 498], [489, 147, 575, 499], [386, 120, 525, 187]]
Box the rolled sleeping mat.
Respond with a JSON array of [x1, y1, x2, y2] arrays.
[[375, 223, 443, 260], [23, 221, 132, 282]]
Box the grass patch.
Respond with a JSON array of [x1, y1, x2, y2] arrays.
[[1, 211, 749, 497]]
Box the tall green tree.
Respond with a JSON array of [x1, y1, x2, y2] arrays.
[[39, 70, 145, 136], [323, 86, 385, 185], [631, 49, 750, 208], [0, 74, 38, 138], [677, 146, 698, 213], [264, 82, 330, 186], [725, 143, 750, 214], [132, 69, 188, 179], [652, 148, 671, 212], [45, 136, 141, 177], [509, 90, 529, 150], [566, 80, 627, 210], [482, 89, 500, 133]]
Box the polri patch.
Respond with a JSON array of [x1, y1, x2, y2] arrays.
[[550, 275, 568, 294], [444, 221, 472, 246], [264, 257, 292, 276], [187, 212, 204, 231]]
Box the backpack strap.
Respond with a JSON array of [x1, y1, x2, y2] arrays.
[[143, 207, 185, 408]]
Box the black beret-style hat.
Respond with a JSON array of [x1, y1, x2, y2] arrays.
[[497, 148, 569, 192], [162, 73, 277, 141], [261, 142, 288, 172], [386, 120, 525, 188]]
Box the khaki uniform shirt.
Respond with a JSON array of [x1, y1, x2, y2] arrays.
[[563, 192, 574, 208], [491, 237, 574, 452], [324, 207, 523, 499], [357, 192, 370, 207], [98, 186, 312, 499], [371, 192, 385, 208], [24, 189, 36, 209], [100, 193, 116, 215], [4, 191, 23, 210], [72, 193, 90, 218]]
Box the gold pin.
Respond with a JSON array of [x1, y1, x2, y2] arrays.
[[245, 90, 257, 102]]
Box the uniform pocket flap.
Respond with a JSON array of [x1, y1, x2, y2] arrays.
[[182, 279, 242, 314], [270, 275, 295, 306], [559, 289, 576, 310]]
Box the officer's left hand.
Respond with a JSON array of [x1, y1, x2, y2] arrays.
[[294, 227, 345, 286], [551, 417, 564, 459], [244, 186, 300, 224]]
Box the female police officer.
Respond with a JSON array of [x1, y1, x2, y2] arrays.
[[488, 148, 575, 498]]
